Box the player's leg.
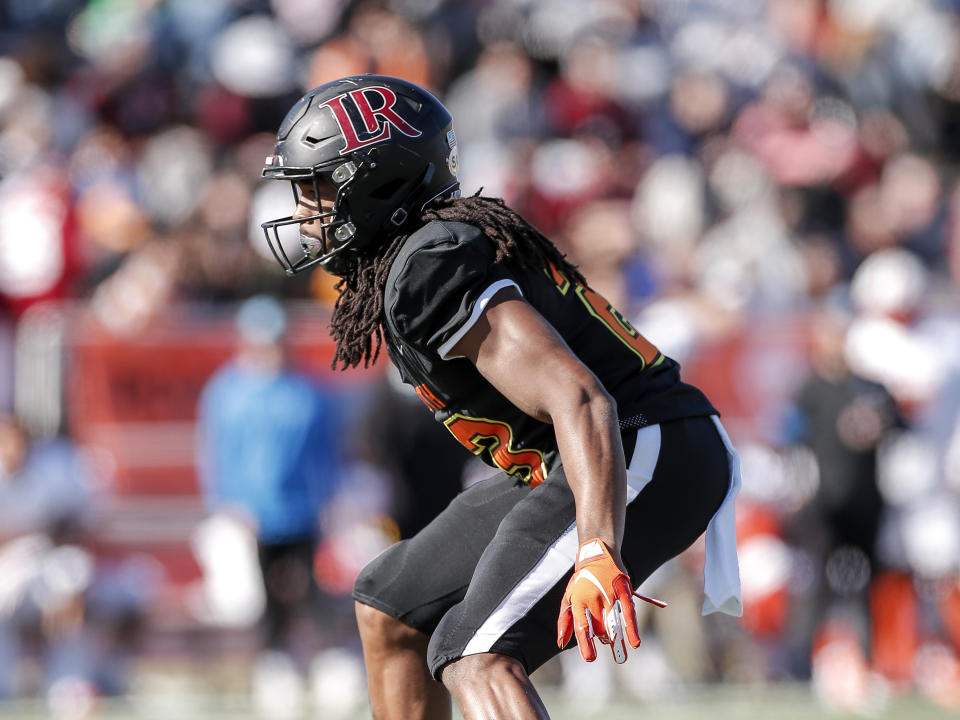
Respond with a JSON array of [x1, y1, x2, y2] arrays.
[[441, 652, 550, 720], [353, 473, 529, 720], [355, 602, 449, 720], [424, 458, 585, 718]]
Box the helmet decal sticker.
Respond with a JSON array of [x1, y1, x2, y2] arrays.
[[447, 146, 459, 176], [321, 87, 422, 154], [445, 128, 458, 176]]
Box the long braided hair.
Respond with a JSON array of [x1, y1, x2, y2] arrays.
[[329, 193, 585, 370]]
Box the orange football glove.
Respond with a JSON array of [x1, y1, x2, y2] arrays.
[[557, 538, 666, 663]]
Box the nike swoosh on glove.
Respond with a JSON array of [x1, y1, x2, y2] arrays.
[[557, 538, 664, 663]]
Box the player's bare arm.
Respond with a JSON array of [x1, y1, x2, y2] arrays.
[[448, 286, 628, 566], [449, 287, 646, 663]]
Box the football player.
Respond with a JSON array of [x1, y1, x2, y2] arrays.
[[260, 75, 742, 720]]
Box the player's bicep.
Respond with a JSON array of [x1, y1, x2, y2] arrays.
[[448, 288, 606, 423]]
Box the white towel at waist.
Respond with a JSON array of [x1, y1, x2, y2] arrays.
[[702, 415, 743, 617]]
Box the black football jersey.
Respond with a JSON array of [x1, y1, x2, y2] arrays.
[[382, 220, 717, 488]]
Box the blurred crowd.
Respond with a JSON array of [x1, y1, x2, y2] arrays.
[[2, 0, 960, 715]]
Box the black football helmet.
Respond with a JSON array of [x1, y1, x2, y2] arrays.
[[260, 75, 460, 275]]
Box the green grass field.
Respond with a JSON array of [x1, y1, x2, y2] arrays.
[[2, 652, 955, 720], [0, 684, 955, 720]]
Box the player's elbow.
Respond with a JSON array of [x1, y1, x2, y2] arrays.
[[549, 371, 617, 426], [585, 382, 618, 427]]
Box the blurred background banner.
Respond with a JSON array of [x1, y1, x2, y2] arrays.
[[1, 0, 960, 718], [62, 303, 350, 494]]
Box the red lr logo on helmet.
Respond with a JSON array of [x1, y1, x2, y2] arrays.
[[323, 87, 422, 154]]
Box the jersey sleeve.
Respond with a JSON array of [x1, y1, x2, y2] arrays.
[[386, 222, 521, 358]]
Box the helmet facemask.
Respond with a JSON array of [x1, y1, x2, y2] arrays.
[[261, 157, 365, 276]]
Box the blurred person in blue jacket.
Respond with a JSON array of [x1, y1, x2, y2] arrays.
[[196, 295, 340, 659]]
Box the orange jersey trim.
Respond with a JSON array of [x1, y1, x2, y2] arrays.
[[414, 384, 445, 412]]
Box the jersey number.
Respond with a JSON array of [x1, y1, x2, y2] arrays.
[[444, 413, 546, 488], [547, 266, 661, 369]]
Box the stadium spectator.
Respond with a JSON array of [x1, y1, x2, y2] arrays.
[[195, 296, 341, 678], [780, 306, 901, 679], [0, 414, 119, 705], [355, 368, 470, 540]]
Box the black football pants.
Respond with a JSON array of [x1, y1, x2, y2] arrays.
[[353, 415, 730, 678]]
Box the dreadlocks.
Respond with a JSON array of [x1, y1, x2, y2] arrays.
[[329, 193, 585, 370]]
